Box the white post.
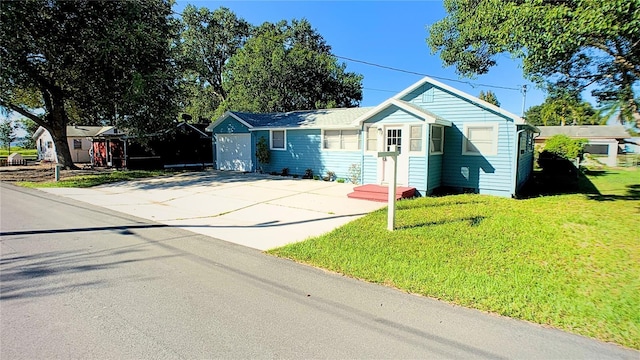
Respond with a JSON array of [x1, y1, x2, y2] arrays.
[[378, 145, 399, 231], [387, 148, 397, 231]]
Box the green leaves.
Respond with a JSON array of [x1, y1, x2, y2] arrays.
[[221, 19, 363, 113], [0, 0, 181, 167], [428, 0, 640, 127]]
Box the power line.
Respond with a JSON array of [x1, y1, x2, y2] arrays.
[[335, 55, 522, 92]]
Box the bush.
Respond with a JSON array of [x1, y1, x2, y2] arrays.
[[543, 134, 587, 161]]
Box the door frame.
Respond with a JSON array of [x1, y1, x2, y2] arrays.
[[377, 124, 409, 186]]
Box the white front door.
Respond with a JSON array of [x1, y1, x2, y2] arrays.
[[379, 126, 409, 186], [216, 134, 253, 171]]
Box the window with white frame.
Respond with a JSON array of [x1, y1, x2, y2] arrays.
[[270, 130, 285, 150], [73, 139, 82, 149], [323, 130, 360, 150], [430, 125, 444, 154], [463, 124, 498, 155], [409, 125, 423, 152], [366, 126, 377, 151]]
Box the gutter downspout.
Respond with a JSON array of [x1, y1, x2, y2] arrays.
[[360, 122, 365, 185], [511, 128, 526, 198], [424, 124, 430, 196]]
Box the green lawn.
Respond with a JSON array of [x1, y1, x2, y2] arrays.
[[269, 168, 640, 349], [18, 170, 167, 188], [0, 148, 37, 158]]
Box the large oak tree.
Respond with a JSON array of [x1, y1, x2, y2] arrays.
[[220, 19, 363, 114], [427, 0, 640, 128], [179, 5, 250, 122], [0, 0, 181, 168]]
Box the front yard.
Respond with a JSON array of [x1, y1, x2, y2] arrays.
[[269, 168, 640, 349]]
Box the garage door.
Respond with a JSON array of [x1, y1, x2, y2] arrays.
[[216, 134, 253, 171]]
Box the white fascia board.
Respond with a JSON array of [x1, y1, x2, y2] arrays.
[[207, 111, 253, 132], [352, 98, 450, 126], [32, 126, 46, 139], [394, 76, 526, 125]]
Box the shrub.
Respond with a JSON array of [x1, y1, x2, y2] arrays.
[[543, 134, 587, 161], [348, 163, 361, 184], [303, 168, 313, 179], [255, 136, 270, 172]]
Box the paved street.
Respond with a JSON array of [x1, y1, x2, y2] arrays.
[[1, 183, 637, 359]]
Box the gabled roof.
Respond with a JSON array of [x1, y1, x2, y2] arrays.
[[32, 125, 118, 139], [392, 76, 527, 125], [353, 98, 452, 126], [537, 125, 630, 139], [66, 125, 114, 137], [207, 107, 373, 131]]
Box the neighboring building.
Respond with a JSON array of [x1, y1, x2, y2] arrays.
[[127, 122, 213, 170], [207, 76, 538, 198], [33, 125, 119, 164], [535, 125, 630, 167]]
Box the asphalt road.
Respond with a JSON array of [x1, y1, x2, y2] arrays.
[[1, 183, 637, 359]]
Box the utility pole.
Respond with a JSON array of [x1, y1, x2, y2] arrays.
[[521, 84, 528, 117]]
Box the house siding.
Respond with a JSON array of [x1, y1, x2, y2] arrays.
[[408, 156, 427, 195], [403, 83, 516, 197], [214, 117, 250, 134], [427, 153, 443, 193], [254, 128, 361, 179], [362, 155, 377, 185], [516, 130, 535, 190]]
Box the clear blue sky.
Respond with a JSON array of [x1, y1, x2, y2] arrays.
[[178, 0, 546, 116]]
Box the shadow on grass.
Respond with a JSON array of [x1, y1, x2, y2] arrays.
[[397, 215, 484, 230], [519, 169, 640, 203]]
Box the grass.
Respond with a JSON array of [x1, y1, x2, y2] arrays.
[[269, 168, 640, 349], [18, 170, 167, 188], [0, 148, 37, 158]]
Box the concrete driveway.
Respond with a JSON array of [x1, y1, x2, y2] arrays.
[[40, 171, 386, 250]]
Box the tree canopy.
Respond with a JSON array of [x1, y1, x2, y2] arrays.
[[427, 0, 640, 128], [220, 19, 363, 114], [525, 92, 604, 126], [0, 119, 18, 151], [478, 90, 500, 107], [179, 5, 250, 122], [0, 0, 181, 168]]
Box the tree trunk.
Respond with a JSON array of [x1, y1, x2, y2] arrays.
[[46, 95, 78, 170]]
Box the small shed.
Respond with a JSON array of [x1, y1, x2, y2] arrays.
[[535, 125, 630, 166]]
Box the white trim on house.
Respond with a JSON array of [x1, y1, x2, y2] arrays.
[[393, 76, 527, 125], [353, 98, 452, 127], [462, 123, 499, 156], [207, 111, 254, 132], [430, 125, 444, 155], [321, 129, 360, 151], [270, 129, 286, 150]]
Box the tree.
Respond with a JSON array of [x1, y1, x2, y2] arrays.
[[525, 93, 604, 126], [17, 117, 39, 149], [220, 19, 363, 113], [478, 90, 500, 107], [0, 119, 18, 152], [179, 6, 250, 121], [427, 0, 640, 128], [0, 0, 181, 169]]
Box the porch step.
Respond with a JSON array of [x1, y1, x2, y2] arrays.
[[347, 184, 416, 202]]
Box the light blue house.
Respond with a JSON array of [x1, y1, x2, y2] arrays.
[[207, 77, 538, 198]]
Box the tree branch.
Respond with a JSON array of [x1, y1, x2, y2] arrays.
[[590, 41, 640, 79], [0, 99, 45, 128]]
